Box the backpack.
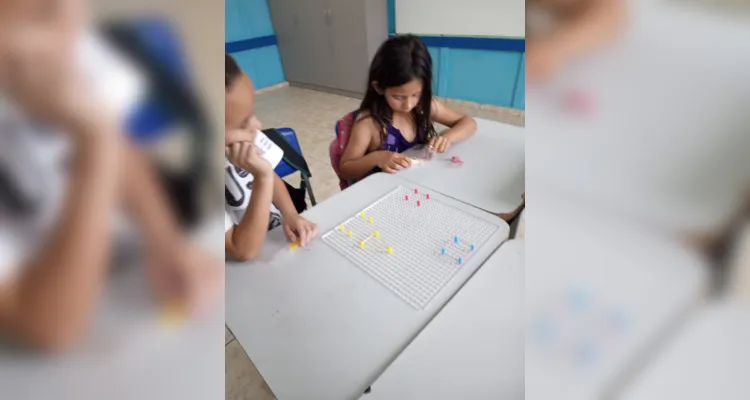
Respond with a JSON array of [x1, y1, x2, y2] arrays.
[[262, 128, 312, 214], [329, 110, 360, 190]]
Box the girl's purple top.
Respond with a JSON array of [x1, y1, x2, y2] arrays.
[[371, 122, 420, 174], [380, 123, 419, 153]]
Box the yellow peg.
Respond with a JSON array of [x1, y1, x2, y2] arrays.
[[360, 241, 365, 249], [387, 246, 393, 254], [348, 230, 353, 237], [374, 231, 380, 237]]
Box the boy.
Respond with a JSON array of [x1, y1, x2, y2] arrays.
[[224, 53, 317, 261], [0, 0, 220, 350]]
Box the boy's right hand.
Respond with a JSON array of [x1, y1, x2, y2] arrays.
[[226, 141, 274, 178], [0, 27, 107, 137], [378, 152, 412, 174]]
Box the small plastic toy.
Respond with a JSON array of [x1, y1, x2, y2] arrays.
[[449, 156, 464, 166]]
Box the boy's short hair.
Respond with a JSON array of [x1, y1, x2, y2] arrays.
[[225, 53, 242, 88]]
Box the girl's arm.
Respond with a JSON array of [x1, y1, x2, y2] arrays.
[[527, 0, 626, 81], [224, 173, 274, 261], [0, 124, 122, 351], [431, 100, 477, 144], [339, 118, 388, 179]]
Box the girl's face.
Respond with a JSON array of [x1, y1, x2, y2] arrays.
[[381, 78, 423, 114], [225, 73, 262, 145]]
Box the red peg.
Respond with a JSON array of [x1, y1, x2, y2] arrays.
[[417, 200, 421, 207], [414, 188, 418, 194], [405, 195, 409, 200], [426, 194, 431, 200]]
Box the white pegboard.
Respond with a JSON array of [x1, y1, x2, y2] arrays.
[[322, 186, 500, 310], [529, 288, 632, 372]]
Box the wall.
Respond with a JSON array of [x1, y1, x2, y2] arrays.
[[225, 0, 285, 89], [389, 0, 525, 110], [395, 0, 524, 37]]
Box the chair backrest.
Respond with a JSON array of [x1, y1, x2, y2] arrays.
[[104, 17, 193, 143], [329, 110, 359, 190]]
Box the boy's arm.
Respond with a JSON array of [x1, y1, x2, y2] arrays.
[[528, 0, 626, 80], [121, 143, 182, 249], [0, 124, 121, 351], [224, 173, 274, 261], [339, 119, 388, 179], [431, 100, 477, 144]]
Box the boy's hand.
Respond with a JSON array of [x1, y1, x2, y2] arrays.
[[282, 214, 318, 247], [0, 27, 107, 136], [147, 240, 224, 315], [377, 152, 412, 173], [428, 135, 452, 153], [226, 140, 274, 178]]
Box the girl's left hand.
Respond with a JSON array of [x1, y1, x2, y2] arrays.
[[283, 214, 318, 246], [428, 135, 452, 153]]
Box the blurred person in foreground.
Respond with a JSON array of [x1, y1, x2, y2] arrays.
[[526, 0, 750, 281], [0, 0, 221, 351]]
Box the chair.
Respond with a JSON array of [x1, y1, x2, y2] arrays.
[[264, 127, 317, 207], [101, 16, 212, 227]]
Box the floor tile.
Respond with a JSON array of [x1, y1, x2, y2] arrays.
[[226, 340, 277, 400], [226, 326, 234, 345]]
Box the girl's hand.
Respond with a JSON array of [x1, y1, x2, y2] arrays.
[[428, 135, 452, 153], [526, 38, 567, 83], [225, 140, 274, 179], [378, 152, 412, 173], [282, 214, 318, 247]]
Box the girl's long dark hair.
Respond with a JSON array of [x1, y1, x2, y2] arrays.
[[359, 35, 437, 144]]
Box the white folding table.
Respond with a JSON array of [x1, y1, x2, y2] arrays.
[[363, 239, 525, 400], [525, 191, 709, 400], [225, 173, 509, 400], [620, 300, 750, 400], [0, 220, 225, 400], [399, 118, 525, 216]]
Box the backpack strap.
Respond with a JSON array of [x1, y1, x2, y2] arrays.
[[262, 128, 312, 178]]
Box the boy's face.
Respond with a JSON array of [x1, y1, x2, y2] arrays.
[[225, 73, 262, 145], [0, 0, 85, 56], [382, 78, 423, 114]]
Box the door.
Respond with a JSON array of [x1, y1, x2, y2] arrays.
[[268, 0, 334, 87], [328, 0, 370, 93]]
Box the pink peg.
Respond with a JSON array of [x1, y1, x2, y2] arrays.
[[414, 188, 418, 194], [565, 90, 593, 114], [417, 200, 421, 207], [426, 194, 431, 200], [405, 195, 409, 200]]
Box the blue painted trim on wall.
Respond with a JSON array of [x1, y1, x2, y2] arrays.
[[387, 0, 396, 35], [390, 33, 524, 52], [417, 36, 525, 53], [225, 35, 278, 53], [512, 54, 526, 110]]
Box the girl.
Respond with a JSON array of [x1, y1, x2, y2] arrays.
[[336, 35, 476, 183]]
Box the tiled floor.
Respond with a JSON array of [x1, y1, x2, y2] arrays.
[[225, 85, 524, 399]]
